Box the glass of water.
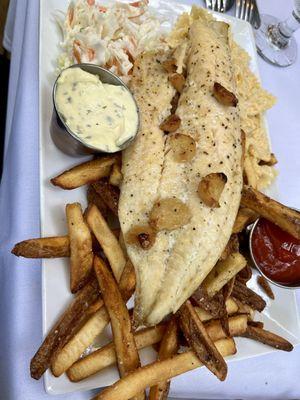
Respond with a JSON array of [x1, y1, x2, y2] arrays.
[[255, 0, 300, 67]]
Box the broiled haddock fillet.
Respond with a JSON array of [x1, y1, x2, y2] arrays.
[[119, 52, 176, 320], [119, 14, 243, 326], [147, 18, 243, 325]]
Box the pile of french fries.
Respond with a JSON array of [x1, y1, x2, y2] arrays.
[[12, 154, 298, 400]]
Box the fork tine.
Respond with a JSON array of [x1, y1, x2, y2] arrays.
[[240, 0, 245, 20], [245, 0, 251, 21], [205, 0, 211, 9], [217, 0, 223, 12], [248, 1, 254, 23], [211, 0, 217, 11], [235, 0, 241, 18]]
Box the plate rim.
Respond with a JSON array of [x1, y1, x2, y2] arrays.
[[38, 2, 300, 395]]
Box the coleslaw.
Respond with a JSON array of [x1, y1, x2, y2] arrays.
[[56, 0, 169, 82]]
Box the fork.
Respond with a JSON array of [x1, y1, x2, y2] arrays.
[[235, 0, 254, 23], [205, 0, 228, 13]]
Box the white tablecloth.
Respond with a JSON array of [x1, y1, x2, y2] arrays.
[[1, 1, 300, 399]]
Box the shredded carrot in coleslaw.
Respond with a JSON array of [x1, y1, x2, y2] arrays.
[[56, 0, 168, 83]]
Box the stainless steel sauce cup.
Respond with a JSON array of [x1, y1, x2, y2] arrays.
[[249, 218, 300, 289], [50, 63, 140, 156]]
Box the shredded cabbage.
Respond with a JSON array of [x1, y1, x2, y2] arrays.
[[56, 0, 168, 82]]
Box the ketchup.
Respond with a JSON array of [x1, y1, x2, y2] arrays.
[[251, 218, 300, 286]]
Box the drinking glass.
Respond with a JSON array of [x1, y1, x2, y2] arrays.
[[255, 0, 300, 67]]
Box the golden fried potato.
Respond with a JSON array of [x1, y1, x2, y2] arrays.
[[243, 325, 293, 352], [51, 156, 117, 190], [67, 324, 166, 382], [109, 163, 123, 187], [178, 301, 227, 381], [66, 203, 93, 293], [241, 185, 300, 239], [232, 207, 258, 233], [30, 278, 100, 380], [257, 276, 275, 300], [11, 236, 70, 258], [149, 319, 179, 400], [93, 339, 236, 400]]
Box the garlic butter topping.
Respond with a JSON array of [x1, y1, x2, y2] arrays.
[[55, 68, 138, 152]]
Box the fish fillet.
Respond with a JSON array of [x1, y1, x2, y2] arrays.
[[119, 51, 176, 320], [119, 13, 243, 326]]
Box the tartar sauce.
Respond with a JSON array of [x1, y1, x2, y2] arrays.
[[55, 67, 138, 152]]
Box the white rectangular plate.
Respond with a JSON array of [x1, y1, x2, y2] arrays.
[[39, 0, 300, 396]]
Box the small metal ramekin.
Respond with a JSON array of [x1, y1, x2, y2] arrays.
[[50, 63, 139, 156], [249, 218, 300, 289]]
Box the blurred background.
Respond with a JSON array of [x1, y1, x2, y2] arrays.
[[0, 0, 10, 181]]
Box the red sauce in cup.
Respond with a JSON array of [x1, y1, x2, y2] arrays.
[[251, 218, 300, 286]]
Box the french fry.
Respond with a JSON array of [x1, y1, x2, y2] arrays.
[[30, 278, 100, 380], [257, 276, 275, 300], [92, 179, 120, 216], [109, 163, 123, 187], [232, 280, 266, 312], [194, 306, 215, 322], [242, 325, 293, 352], [94, 256, 145, 400], [51, 258, 136, 376], [233, 298, 255, 320], [86, 204, 126, 281], [149, 318, 179, 400], [87, 185, 109, 218], [236, 264, 252, 283], [119, 231, 127, 256], [51, 156, 117, 189], [248, 320, 264, 329], [178, 301, 227, 381], [11, 236, 69, 258], [92, 338, 236, 400], [232, 207, 258, 233], [203, 253, 247, 297], [241, 185, 300, 239], [216, 290, 230, 337], [220, 235, 239, 260], [191, 286, 223, 318], [66, 203, 93, 293], [194, 298, 238, 322], [68, 324, 166, 382], [118, 259, 136, 301], [11, 229, 121, 260], [222, 277, 235, 301], [51, 306, 109, 377], [204, 315, 248, 342]]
